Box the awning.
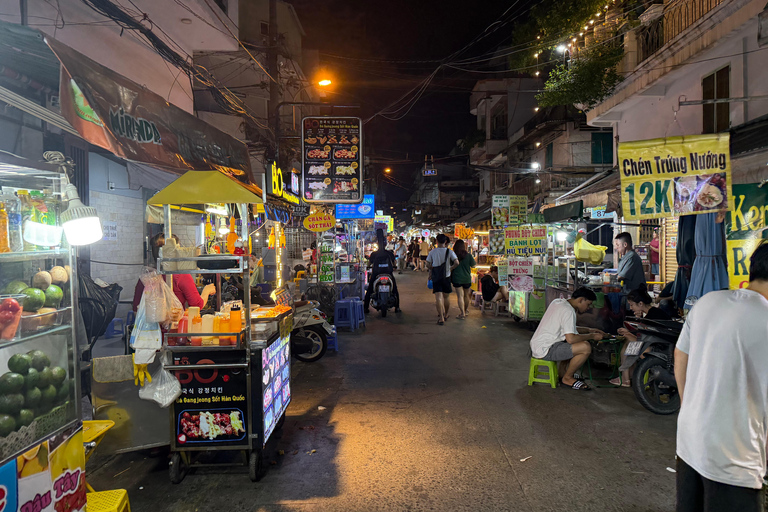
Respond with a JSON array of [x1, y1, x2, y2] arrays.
[[147, 171, 263, 205], [453, 205, 489, 225], [45, 36, 253, 179]]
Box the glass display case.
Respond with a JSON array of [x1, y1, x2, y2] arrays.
[[0, 155, 83, 507]]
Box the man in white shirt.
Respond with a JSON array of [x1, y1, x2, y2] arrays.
[[395, 237, 408, 274], [529, 287, 604, 390], [674, 243, 768, 511], [426, 233, 459, 325]]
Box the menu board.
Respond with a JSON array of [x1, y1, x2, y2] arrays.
[[507, 258, 535, 292], [262, 327, 291, 445], [172, 350, 249, 448], [302, 117, 363, 203], [505, 225, 547, 257], [319, 242, 334, 283], [492, 195, 528, 227], [336, 194, 375, 219]]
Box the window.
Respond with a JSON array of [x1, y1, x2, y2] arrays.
[[491, 108, 507, 139], [702, 66, 730, 133], [261, 22, 270, 36], [545, 143, 553, 170], [591, 132, 613, 164]]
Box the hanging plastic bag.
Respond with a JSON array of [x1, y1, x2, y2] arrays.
[[140, 267, 183, 326], [139, 359, 181, 408], [574, 235, 607, 265], [130, 295, 162, 350]]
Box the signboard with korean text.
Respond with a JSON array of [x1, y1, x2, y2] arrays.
[[267, 162, 301, 205], [336, 194, 375, 219], [171, 350, 249, 448], [492, 195, 528, 227], [302, 116, 363, 203], [505, 225, 547, 257], [618, 134, 732, 221], [726, 183, 768, 289]]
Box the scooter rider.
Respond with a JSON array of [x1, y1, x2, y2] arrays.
[[364, 229, 401, 313]]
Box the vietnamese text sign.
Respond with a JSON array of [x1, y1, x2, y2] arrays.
[[492, 195, 528, 227], [302, 116, 362, 203], [507, 257, 535, 292], [303, 211, 336, 232], [374, 215, 394, 232], [319, 242, 334, 282], [336, 194, 375, 219], [505, 225, 547, 257], [726, 183, 768, 289], [618, 134, 732, 221]]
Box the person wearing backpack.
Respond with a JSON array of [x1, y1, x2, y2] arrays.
[[426, 233, 459, 325]]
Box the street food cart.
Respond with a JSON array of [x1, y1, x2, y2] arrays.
[[146, 171, 293, 483]]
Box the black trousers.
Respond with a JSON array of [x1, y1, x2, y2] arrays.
[[677, 457, 764, 512], [364, 275, 399, 310]]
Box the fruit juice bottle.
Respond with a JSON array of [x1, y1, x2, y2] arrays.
[[213, 314, 224, 345], [5, 194, 22, 252], [190, 314, 202, 346], [229, 305, 242, 345], [0, 203, 10, 253], [220, 312, 232, 345]]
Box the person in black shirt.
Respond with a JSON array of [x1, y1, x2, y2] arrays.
[[610, 287, 671, 386], [480, 266, 509, 303], [364, 229, 400, 313]]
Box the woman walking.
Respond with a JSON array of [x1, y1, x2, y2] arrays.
[[451, 239, 476, 319]]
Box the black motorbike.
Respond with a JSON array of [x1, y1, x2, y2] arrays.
[[620, 317, 685, 415], [370, 274, 397, 317]]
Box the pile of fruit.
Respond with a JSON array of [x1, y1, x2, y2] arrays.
[[0, 298, 22, 341], [0, 350, 70, 437], [2, 266, 68, 336]]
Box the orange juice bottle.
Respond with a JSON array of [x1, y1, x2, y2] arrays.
[[229, 305, 242, 345], [190, 315, 202, 346]]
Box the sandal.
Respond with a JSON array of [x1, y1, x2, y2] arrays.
[[437, 320, 444, 325], [609, 377, 630, 388], [561, 379, 591, 391]]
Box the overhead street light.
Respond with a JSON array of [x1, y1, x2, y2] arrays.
[[556, 45, 567, 53], [318, 79, 332, 86], [385, 168, 392, 173]]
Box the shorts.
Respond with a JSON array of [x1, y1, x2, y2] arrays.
[[452, 281, 471, 289], [676, 457, 763, 512], [420, 255, 427, 261], [542, 342, 574, 361], [432, 277, 453, 294]]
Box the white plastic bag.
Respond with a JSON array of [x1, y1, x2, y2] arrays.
[[140, 267, 183, 326], [139, 358, 181, 408], [130, 295, 162, 350]]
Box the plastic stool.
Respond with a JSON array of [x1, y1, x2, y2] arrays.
[[528, 358, 559, 388], [333, 300, 356, 331], [481, 299, 497, 315], [472, 292, 482, 308], [353, 299, 366, 330], [126, 311, 135, 328], [105, 318, 124, 338], [86, 489, 131, 512], [495, 302, 512, 317], [327, 326, 338, 352]]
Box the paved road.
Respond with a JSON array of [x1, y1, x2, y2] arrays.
[[89, 271, 678, 511]]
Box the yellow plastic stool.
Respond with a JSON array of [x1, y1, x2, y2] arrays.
[[528, 358, 559, 388], [86, 490, 131, 512]]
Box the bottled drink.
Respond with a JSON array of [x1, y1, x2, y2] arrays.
[[0, 203, 10, 253], [175, 314, 189, 346], [190, 315, 202, 346], [201, 314, 215, 345], [17, 191, 35, 251], [6, 194, 22, 252], [229, 305, 242, 345]]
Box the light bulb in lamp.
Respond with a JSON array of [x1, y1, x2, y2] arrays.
[[62, 184, 103, 245]]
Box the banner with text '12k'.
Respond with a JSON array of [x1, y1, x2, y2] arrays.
[[618, 134, 732, 221]]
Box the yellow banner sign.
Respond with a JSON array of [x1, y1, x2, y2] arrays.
[[303, 211, 336, 232], [505, 224, 547, 257], [726, 184, 768, 289], [618, 134, 732, 221]]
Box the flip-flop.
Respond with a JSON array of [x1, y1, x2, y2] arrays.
[[561, 379, 591, 391], [609, 377, 630, 388]]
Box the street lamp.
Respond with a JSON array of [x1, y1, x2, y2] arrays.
[[556, 45, 567, 53], [318, 79, 332, 86], [532, 162, 541, 170], [385, 168, 392, 173]]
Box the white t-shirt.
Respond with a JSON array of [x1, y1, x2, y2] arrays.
[[396, 243, 407, 257], [676, 289, 768, 489], [426, 248, 458, 278], [529, 298, 578, 359]]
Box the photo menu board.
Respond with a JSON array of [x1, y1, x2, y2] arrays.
[[302, 117, 363, 203]]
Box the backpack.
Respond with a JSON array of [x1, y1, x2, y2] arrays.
[[430, 248, 450, 282]]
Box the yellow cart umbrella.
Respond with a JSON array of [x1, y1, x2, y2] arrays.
[[147, 170, 263, 205]]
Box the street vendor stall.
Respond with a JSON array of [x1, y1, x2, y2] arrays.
[[141, 170, 293, 483]]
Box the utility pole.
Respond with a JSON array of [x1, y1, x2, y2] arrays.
[[268, 0, 280, 165]]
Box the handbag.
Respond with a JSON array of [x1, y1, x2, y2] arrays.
[[430, 249, 450, 283]]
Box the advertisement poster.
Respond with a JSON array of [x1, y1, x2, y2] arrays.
[[492, 195, 528, 227], [618, 134, 732, 221], [489, 229, 505, 255], [726, 183, 768, 289], [507, 258, 535, 292], [319, 242, 335, 283], [497, 260, 508, 284], [336, 194, 375, 219], [505, 225, 547, 257], [302, 117, 363, 203], [262, 333, 291, 445], [172, 350, 249, 448], [374, 215, 394, 233]]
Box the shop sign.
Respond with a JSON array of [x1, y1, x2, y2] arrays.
[[507, 258, 535, 291], [374, 215, 393, 233], [262, 331, 291, 445], [454, 223, 474, 240], [492, 195, 527, 227], [505, 225, 547, 257], [618, 134, 732, 221], [527, 213, 545, 223], [267, 162, 300, 205], [303, 211, 336, 232], [319, 242, 335, 282], [589, 206, 608, 219], [336, 194, 375, 219], [48, 37, 251, 176], [422, 229, 431, 239], [171, 350, 249, 448], [292, 204, 310, 217], [301, 116, 363, 203], [423, 168, 437, 176], [726, 183, 768, 289]]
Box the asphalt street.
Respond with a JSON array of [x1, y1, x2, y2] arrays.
[[88, 270, 679, 511]]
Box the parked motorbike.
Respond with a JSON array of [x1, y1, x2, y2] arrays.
[[290, 300, 332, 362], [620, 317, 685, 415], [370, 274, 397, 317]]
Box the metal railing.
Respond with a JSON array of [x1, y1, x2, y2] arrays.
[[663, 0, 725, 43], [638, 17, 664, 63]]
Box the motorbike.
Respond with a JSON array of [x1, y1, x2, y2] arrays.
[[620, 317, 685, 415], [290, 300, 333, 362], [370, 274, 397, 317]]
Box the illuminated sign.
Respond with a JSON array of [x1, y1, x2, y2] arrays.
[[336, 194, 375, 219], [268, 162, 301, 205]]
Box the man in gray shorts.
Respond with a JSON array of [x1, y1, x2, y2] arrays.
[[530, 287, 604, 390]]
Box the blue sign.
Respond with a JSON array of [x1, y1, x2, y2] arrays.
[[335, 194, 375, 219]]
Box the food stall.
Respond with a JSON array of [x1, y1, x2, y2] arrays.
[[145, 171, 293, 483], [0, 153, 87, 510]]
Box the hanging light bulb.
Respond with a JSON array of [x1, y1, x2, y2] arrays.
[[534, 53, 539, 58], [61, 183, 103, 246]]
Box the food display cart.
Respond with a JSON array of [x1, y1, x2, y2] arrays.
[[146, 171, 294, 483], [0, 154, 86, 510]]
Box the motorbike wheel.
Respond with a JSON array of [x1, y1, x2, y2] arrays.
[[293, 326, 328, 362], [631, 356, 680, 415]]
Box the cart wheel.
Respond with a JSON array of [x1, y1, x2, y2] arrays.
[[169, 452, 185, 484], [512, 315, 521, 322], [249, 450, 265, 482]]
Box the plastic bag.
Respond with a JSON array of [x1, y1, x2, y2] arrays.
[[140, 267, 183, 326], [130, 295, 162, 350], [78, 271, 122, 341], [574, 235, 607, 265], [139, 358, 181, 408]]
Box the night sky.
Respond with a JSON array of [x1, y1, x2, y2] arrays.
[[290, 0, 526, 201]]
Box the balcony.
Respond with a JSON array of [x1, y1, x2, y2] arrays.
[[470, 139, 508, 166], [664, 0, 726, 43]]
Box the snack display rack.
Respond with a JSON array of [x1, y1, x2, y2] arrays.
[[0, 154, 86, 510]]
